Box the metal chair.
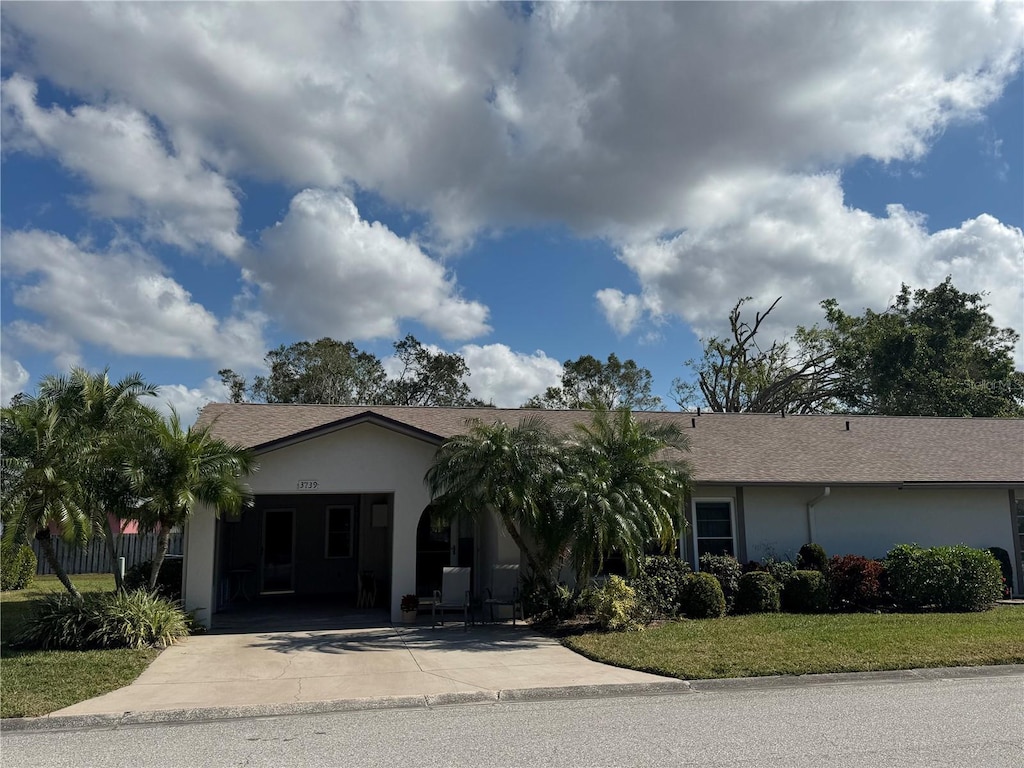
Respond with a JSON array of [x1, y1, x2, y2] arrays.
[[483, 564, 523, 624], [432, 566, 472, 629]]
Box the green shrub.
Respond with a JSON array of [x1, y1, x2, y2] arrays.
[[679, 572, 726, 619], [124, 557, 183, 601], [797, 543, 828, 572], [699, 553, 742, 612], [763, 558, 797, 587], [1, 542, 37, 591], [886, 544, 1004, 612], [521, 574, 581, 622], [16, 589, 190, 650], [632, 555, 692, 619], [782, 570, 829, 613], [827, 554, 886, 611], [592, 575, 641, 631], [734, 571, 781, 614], [986, 547, 1013, 599]]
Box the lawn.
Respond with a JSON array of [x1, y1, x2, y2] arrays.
[[1, 574, 159, 719], [564, 607, 1024, 680]]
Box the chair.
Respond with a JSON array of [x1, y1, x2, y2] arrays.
[[357, 570, 377, 608], [432, 566, 473, 629], [483, 564, 523, 624]]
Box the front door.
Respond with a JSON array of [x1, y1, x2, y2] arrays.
[[262, 508, 295, 593]]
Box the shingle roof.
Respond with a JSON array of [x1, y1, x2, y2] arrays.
[[196, 403, 1024, 486]]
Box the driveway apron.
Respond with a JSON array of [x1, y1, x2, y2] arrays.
[[53, 622, 674, 716]]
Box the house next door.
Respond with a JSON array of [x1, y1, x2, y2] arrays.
[[262, 509, 295, 593]]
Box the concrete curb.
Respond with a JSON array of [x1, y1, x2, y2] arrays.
[[2, 665, 1020, 733]]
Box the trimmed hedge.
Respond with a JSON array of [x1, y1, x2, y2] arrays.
[[885, 544, 1004, 612], [782, 570, 829, 613], [734, 571, 781, 614], [699, 554, 742, 612], [632, 555, 692, 619], [680, 572, 726, 619], [828, 555, 886, 611], [797, 543, 828, 572], [986, 547, 1013, 599], [1, 543, 37, 591]]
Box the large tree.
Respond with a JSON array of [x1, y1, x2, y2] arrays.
[[524, 353, 662, 411], [383, 334, 486, 407], [672, 297, 839, 414], [825, 278, 1024, 417], [128, 411, 256, 589]]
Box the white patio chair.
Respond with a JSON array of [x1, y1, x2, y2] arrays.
[[483, 564, 523, 624], [432, 566, 473, 629]]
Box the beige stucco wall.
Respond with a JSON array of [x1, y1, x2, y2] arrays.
[[184, 422, 439, 623]]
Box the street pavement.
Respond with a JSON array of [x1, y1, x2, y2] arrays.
[[2, 669, 1021, 767]]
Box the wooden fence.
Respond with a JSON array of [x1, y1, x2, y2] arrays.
[[32, 531, 184, 576]]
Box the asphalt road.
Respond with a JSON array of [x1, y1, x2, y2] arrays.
[[3, 674, 1022, 767]]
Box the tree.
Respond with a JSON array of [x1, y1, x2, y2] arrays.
[[561, 408, 692, 586], [1, 394, 89, 599], [524, 354, 662, 410], [36, 368, 159, 592], [825, 278, 1023, 416], [384, 334, 485, 406], [128, 410, 256, 589], [425, 417, 565, 592], [672, 297, 839, 413]]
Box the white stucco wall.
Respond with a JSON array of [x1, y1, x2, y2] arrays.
[[184, 422, 439, 624], [183, 502, 217, 624], [742, 485, 1017, 585]]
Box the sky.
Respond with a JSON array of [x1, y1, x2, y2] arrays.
[[2, 2, 1022, 423]]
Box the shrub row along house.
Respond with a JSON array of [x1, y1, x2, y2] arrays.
[[184, 404, 1024, 626]]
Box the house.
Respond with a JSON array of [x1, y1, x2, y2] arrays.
[[183, 404, 1024, 625]]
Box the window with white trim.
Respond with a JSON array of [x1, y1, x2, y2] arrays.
[[693, 499, 735, 560], [325, 506, 354, 559]]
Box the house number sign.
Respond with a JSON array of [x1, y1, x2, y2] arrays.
[[296, 479, 319, 490]]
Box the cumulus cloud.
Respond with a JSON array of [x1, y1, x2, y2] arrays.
[[604, 172, 1024, 358], [0, 356, 30, 404], [245, 189, 490, 341], [1, 230, 266, 368], [1, 75, 243, 257], [458, 344, 563, 407], [3, 2, 1019, 243], [153, 377, 229, 427]]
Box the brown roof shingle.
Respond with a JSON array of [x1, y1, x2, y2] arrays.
[[196, 403, 1024, 486]]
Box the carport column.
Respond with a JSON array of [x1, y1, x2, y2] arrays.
[[391, 495, 419, 623], [183, 502, 217, 628]]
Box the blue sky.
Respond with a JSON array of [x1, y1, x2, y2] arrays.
[[2, 2, 1022, 421]]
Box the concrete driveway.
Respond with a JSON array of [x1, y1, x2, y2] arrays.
[[54, 621, 677, 717]]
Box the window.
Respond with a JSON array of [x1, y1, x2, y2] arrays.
[[325, 506, 354, 558], [693, 499, 735, 561]]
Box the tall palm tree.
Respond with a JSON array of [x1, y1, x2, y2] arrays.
[[37, 368, 158, 591], [128, 410, 255, 589], [425, 417, 567, 592], [561, 408, 692, 586], [1, 394, 89, 600]]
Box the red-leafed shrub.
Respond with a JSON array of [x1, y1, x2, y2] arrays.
[[827, 555, 885, 611]]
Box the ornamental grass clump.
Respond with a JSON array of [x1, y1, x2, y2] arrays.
[[15, 590, 190, 650]]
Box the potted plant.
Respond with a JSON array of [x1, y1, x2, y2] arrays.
[[400, 594, 419, 623]]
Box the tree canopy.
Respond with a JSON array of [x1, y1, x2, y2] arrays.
[[524, 353, 662, 411]]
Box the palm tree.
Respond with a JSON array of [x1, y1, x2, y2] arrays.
[[425, 417, 567, 592], [560, 408, 693, 587], [1, 394, 89, 600], [129, 410, 255, 589], [37, 368, 158, 591]]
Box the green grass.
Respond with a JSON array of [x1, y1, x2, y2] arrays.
[[564, 608, 1024, 680], [1, 574, 159, 718]]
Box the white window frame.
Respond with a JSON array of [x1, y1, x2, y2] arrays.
[[325, 505, 355, 559], [691, 497, 737, 568]]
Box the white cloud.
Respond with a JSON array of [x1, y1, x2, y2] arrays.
[[0, 356, 30, 404], [1, 230, 266, 368], [153, 377, 229, 427], [595, 289, 648, 336], [3, 3, 1019, 244], [605, 172, 1024, 359], [1, 75, 242, 257], [458, 344, 563, 407], [245, 189, 490, 341]]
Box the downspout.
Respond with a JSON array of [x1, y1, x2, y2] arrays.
[[806, 487, 830, 544]]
